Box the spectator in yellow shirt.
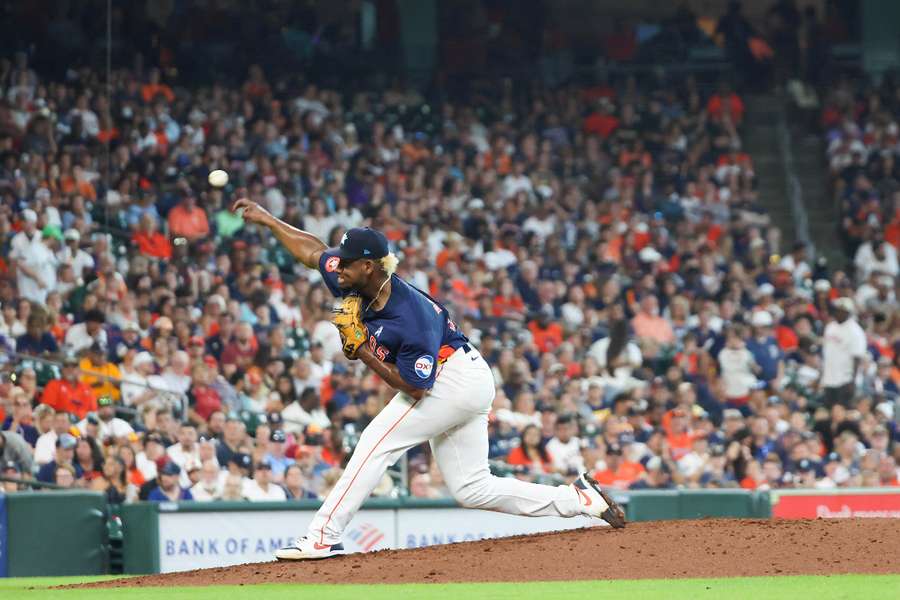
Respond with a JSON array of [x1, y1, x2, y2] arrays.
[[79, 341, 122, 402]]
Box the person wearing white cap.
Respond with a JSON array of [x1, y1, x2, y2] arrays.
[[121, 352, 158, 408], [638, 246, 663, 264], [745, 310, 784, 389], [813, 279, 831, 294], [756, 282, 775, 300], [10, 210, 43, 301], [10, 209, 40, 260], [58, 228, 95, 281], [13, 222, 59, 304], [821, 297, 867, 408]]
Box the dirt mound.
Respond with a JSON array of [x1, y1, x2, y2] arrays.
[[83, 518, 900, 587]]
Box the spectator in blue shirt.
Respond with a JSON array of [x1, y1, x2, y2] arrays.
[[36, 433, 80, 483], [15, 313, 59, 357], [262, 429, 295, 482], [745, 310, 784, 387], [283, 464, 317, 500], [147, 461, 194, 501], [125, 193, 162, 230], [2, 387, 39, 446]]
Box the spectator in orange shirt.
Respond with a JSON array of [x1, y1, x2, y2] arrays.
[[141, 68, 175, 104], [878, 455, 900, 487], [583, 99, 620, 138], [528, 307, 563, 353], [40, 354, 97, 420], [593, 443, 646, 490], [167, 193, 210, 242], [435, 233, 464, 269], [706, 83, 745, 124], [631, 295, 675, 358], [482, 135, 513, 175], [242, 64, 271, 100], [492, 279, 526, 320], [506, 424, 555, 476], [133, 213, 173, 260], [401, 132, 431, 163], [663, 408, 695, 461]]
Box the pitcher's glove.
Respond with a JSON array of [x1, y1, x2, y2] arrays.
[[332, 294, 368, 359]]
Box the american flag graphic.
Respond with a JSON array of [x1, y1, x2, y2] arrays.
[[347, 523, 385, 552]]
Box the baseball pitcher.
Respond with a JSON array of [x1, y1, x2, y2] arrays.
[[231, 199, 625, 561]]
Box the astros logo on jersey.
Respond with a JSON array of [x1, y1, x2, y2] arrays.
[[325, 256, 340, 272]]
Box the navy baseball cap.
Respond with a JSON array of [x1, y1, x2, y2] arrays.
[[229, 453, 252, 470], [334, 228, 389, 261], [160, 461, 182, 476], [796, 459, 815, 472]]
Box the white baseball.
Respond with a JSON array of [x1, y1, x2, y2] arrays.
[[208, 169, 229, 187]]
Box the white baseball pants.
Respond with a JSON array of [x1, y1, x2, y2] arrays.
[[306, 345, 584, 546]]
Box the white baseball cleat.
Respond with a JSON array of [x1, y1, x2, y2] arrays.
[[275, 536, 345, 561], [572, 473, 627, 528]]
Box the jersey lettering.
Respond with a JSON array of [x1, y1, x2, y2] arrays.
[[425, 297, 442, 314], [368, 336, 389, 361]]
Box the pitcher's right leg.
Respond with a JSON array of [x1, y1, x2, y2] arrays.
[[431, 412, 625, 527]]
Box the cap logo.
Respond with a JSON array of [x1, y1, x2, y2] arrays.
[[341, 232, 349, 246], [363, 248, 371, 256]]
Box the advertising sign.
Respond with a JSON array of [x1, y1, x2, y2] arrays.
[[396, 509, 591, 549], [156, 505, 597, 572], [772, 490, 900, 519], [157, 509, 394, 573]]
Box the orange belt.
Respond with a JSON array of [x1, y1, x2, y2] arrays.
[[438, 343, 472, 365]]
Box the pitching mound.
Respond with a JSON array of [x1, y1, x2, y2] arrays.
[[83, 518, 900, 587]]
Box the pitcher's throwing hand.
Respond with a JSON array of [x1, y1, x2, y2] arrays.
[[231, 197, 272, 226]]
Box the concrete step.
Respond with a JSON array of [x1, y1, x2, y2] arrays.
[[745, 93, 807, 246]]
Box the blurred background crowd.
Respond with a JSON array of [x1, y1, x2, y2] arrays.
[[0, 0, 897, 505]]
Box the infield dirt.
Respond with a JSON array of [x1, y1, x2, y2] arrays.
[[82, 518, 900, 587]]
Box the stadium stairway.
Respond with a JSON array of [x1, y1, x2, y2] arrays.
[[789, 120, 845, 269], [744, 93, 796, 252]]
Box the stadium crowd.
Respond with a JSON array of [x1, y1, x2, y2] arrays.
[[0, 47, 898, 505]]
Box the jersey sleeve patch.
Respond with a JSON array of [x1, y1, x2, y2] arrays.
[[318, 250, 343, 298], [413, 355, 434, 379]]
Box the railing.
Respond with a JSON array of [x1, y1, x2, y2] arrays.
[[7, 350, 186, 420], [0, 474, 67, 490], [776, 98, 817, 260]]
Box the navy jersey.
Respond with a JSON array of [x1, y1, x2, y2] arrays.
[[745, 335, 784, 382], [319, 251, 468, 389]]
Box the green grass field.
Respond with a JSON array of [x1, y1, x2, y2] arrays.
[[2, 575, 899, 600]]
